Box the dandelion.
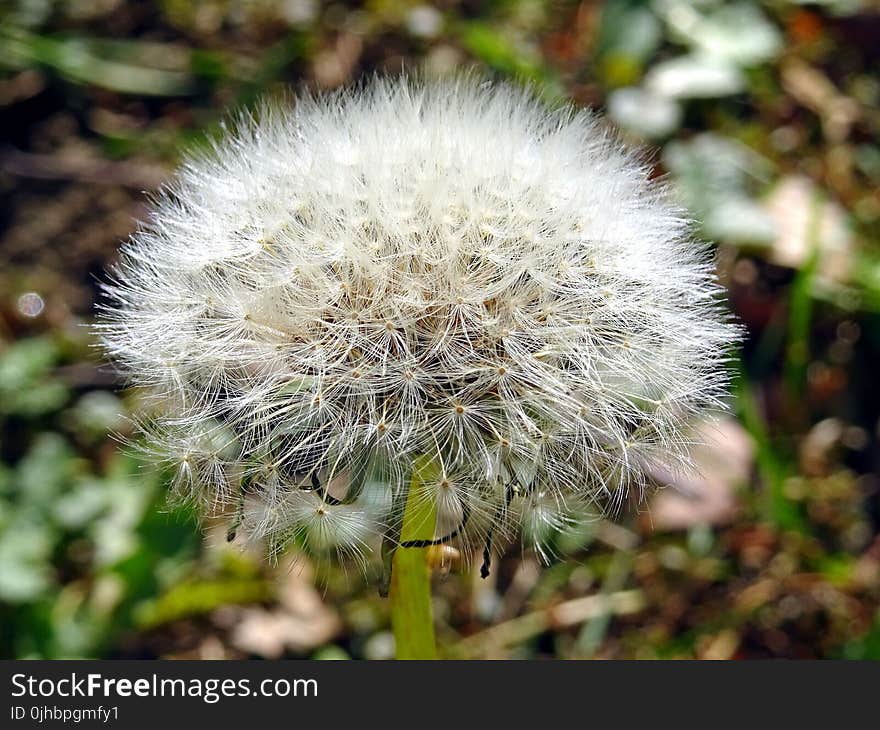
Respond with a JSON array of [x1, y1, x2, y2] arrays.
[[98, 75, 737, 656]]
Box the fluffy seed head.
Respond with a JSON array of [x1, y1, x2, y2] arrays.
[[98, 76, 737, 565]]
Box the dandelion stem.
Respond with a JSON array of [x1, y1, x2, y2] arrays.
[[389, 455, 439, 660]]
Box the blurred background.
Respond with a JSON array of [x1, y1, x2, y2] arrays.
[[1, 0, 879, 659]]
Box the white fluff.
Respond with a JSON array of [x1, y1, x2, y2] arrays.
[[98, 76, 738, 565]]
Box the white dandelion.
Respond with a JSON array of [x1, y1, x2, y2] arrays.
[[97, 75, 738, 575]]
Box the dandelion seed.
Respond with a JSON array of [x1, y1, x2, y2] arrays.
[[97, 75, 738, 571]]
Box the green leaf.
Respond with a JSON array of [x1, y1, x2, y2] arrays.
[[16, 433, 79, 507], [661, 1, 782, 67], [456, 21, 550, 86], [0, 337, 69, 416], [0, 519, 55, 602], [0, 27, 194, 96], [134, 576, 273, 629], [596, 0, 662, 86], [663, 133, 776, 245]]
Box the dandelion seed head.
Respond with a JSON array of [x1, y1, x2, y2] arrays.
[[98, 76, 738, 566]]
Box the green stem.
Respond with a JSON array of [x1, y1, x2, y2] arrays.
[[389, 455, 438, 660]]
